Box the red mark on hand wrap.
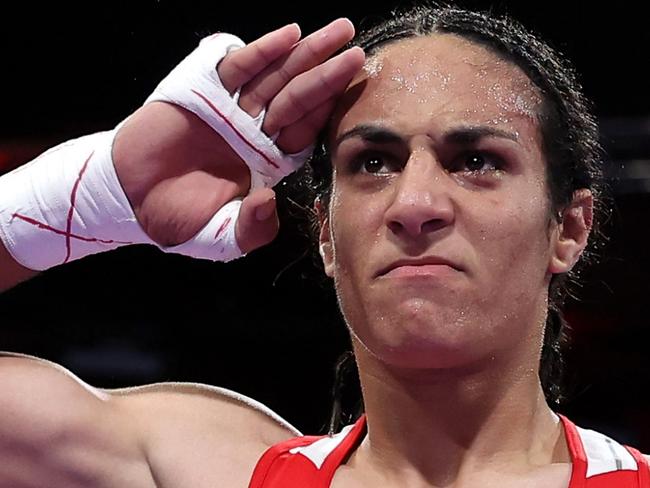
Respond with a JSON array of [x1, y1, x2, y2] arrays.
[[191, 89, 280, 169], [63, 152, 93, 262], [11, 214, 131, 247], [11, 150, 132, 264], [214, 217, 232, 240]]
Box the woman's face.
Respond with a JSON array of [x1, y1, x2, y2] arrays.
[[320, 34, 566, 369]]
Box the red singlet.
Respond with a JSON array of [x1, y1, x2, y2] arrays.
[[249, 415, 649, 487]]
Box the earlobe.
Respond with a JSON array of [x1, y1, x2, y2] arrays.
[[315, 198, 335, 278], [548, 189, 594, 274], [319, 240, 335, 277]]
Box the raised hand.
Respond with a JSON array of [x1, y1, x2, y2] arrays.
[[113, 20, 365, 253]]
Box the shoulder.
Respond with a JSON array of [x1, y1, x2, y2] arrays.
[[0, 350, 300, 441], [111, 380, 301, 444], [0, 351, 302, 488], [107, 380, 301, 486]]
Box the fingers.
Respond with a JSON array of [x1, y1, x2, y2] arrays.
[[217, 23, 302, 95], [263, 46, 365, 139], [275, 98, 336, 154], [238, 18, 356, 117], [235, 188, 279, 253]]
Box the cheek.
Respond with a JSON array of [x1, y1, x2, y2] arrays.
[[470, 185, 553, 285], [329, 184, 386, 269], [328, 184, 391, 326]]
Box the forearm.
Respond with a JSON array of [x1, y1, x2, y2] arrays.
[[0, 25, 337, 294], [0, 239, 37, 293], [0, 129, 158, 298]]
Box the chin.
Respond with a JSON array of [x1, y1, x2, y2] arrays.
[[362, 337, 484, 370], [351, 306, 495, 370]]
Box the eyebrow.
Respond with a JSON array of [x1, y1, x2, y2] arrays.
[[334, 124, 403, 146], [333, 124, 519, 147], [446, 126, 519, 144]]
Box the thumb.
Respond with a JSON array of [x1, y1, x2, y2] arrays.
[[235, 188, 279, 253]]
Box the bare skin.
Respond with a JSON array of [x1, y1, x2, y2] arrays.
[[319, 34, 594, 487], [0, 20, 365, 488], [0, 19, 365, 291], [0, 20, 648, 488]]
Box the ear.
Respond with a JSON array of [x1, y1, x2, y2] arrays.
[[315, 197, 335, 278], [548, 189, 594, 274]]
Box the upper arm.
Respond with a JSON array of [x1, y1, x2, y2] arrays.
[[0, 353, 155, 488], [0, 353, 300, 488]]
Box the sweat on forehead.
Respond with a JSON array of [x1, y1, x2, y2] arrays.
[[355, 34, 543, 124]]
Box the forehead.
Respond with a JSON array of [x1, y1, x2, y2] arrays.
[[331, 33, 543, 145]]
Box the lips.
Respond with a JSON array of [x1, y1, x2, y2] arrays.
[[375, 256, 462, 278]]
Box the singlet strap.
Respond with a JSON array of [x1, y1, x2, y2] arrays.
[[626, 446, 650, 487], [320, 415, 367, 486], [559, 414, 588, 488], [248, 435, 324, 488], [248, 415, 367, 488]]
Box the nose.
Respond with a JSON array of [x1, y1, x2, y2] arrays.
[[384, 151, 455, 239]]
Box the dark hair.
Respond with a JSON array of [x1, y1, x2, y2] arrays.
[[299, 2, 609, 433]]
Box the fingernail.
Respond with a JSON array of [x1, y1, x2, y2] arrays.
[[288, 23, 301, 36]]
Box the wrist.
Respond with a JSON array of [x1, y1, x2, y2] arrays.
[[0, 131, 153, 271]]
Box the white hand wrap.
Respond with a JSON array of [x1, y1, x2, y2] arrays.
[[145, 33, 313, 190], [0, 32, 312, 270], [161, 198, 243, 262], [0, 131, 154, 270]]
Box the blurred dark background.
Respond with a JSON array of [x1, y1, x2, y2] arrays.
[[1, 0, 649, 448]]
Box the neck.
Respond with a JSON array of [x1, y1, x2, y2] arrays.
[[348, 343, 569, 486]]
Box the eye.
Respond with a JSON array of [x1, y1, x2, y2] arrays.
[[363, 155, 388, 174], [454, 151, 503, 176], [352, 151, 399, 175]]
